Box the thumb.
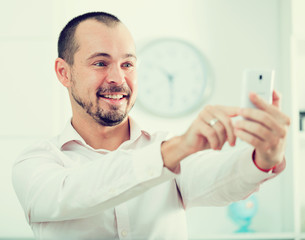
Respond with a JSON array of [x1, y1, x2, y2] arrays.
[[221, 106, 241, 117], [272, 90, 281, 109]]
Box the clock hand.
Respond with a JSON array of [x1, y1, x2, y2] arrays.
[[158, 67, 173, 80], [158, 67, 175, 107], [166, 73, 174, 107]]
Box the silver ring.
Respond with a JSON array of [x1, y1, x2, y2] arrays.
[[209, 118, 218, 127]]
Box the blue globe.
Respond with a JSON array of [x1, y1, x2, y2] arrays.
[[228, 194, 258, 233]]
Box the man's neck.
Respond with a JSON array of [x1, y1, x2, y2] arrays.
[[71, 115, 130, 151]]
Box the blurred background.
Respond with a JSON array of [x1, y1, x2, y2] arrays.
[[0, 0, 304, 239]]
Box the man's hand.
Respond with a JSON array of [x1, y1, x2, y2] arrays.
[[234, 91, 290, 170], [182, 105, 240, 152], [161, 105, 240, 172], [161, 90, 290, 172]]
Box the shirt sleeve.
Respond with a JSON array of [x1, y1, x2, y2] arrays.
[[175, 145, 286, 209], [12, 140, 176, 223]]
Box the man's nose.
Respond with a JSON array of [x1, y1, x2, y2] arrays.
[[106, 65, 125, 85]]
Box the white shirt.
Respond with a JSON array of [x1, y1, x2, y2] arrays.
[[12, 118, 285, 240]]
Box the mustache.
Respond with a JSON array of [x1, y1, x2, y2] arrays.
[[96, 84, 132, 97]]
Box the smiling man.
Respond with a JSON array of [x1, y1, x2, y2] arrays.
[[12, 12, 290, 240], [56, 15, 138, 150]]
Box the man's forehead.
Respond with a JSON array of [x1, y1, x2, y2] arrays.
[[75, 19, 119, 38], [74, 19, 135, 53], [87, 52, 137, 61]]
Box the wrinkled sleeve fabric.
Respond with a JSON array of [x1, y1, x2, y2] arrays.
[[175, 145, 285, 209], [12, 140, 176, 223]]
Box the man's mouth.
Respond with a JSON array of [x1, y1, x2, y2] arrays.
[[98, 93, 129, 104], [100, 94, 125, 100]]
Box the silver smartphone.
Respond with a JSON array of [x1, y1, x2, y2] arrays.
[[241, 69, 274, 109]]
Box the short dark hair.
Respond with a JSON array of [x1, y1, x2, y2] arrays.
[[58, 12, 121, 65]]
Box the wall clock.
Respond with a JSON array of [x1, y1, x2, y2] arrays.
[[137, 38, 211, 117]]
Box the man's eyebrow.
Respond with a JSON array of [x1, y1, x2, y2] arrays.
[[87, 52, 137, 61], [124, 53, 137, 60], [87, 52, 111, 61]]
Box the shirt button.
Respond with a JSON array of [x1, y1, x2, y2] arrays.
[[121, 229, 128, 237]]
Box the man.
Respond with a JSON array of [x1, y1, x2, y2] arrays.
[[12, 12, 290, 239]]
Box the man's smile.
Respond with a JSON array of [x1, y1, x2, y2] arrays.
[[98, 93, 128, 105], [101, 94, 125, 100]]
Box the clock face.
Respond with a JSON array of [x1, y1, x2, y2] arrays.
[[137, 38, 211, 117]]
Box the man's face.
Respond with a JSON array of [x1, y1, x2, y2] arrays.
[[68, 20, 137, 126]]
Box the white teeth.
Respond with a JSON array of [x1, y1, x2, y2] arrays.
[[103, 94, 124, 99]]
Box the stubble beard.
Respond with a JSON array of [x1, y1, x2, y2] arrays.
[[70, 78, 133, 127]]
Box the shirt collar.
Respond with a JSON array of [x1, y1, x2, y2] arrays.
[[58, 117, 152, 150], [129, 117, 151, 141], [58, 119, 86, 149]]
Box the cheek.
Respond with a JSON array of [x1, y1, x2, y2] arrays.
[[130, 79, 138, 100], [128, 71, 137, 92], [126, 73, 137, 103], [91, 74, 105, 90], [131, 86, 138, 102], [78, 68, 105, 88]]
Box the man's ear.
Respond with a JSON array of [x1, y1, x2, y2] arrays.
[[55, 58, 72, 87]]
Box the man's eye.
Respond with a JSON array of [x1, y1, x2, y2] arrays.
[[94, 62, 106, 67], [122, 62, 133, 68]]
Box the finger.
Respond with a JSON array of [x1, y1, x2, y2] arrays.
[[249, 92, 290, 125], [198, 112, 221, 149], [210, 107, 236, 146], [240, 108, 288, 138], [234, 128, 266, 150], [203, 106, 235, 147], [198, 105, 241, 149], [235, 119, 277, 143], [215, 105, 241, 118], [272, 90, 281, 109], [210, 120, 227, 149], [198, 122, 220, 150]]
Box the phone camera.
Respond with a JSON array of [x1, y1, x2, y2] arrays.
[[259, 75, 263, 80]]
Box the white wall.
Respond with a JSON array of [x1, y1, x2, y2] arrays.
[[0, 0, 55, 238], [0, 0, 293, 238], [291, 0, 305, 232]]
